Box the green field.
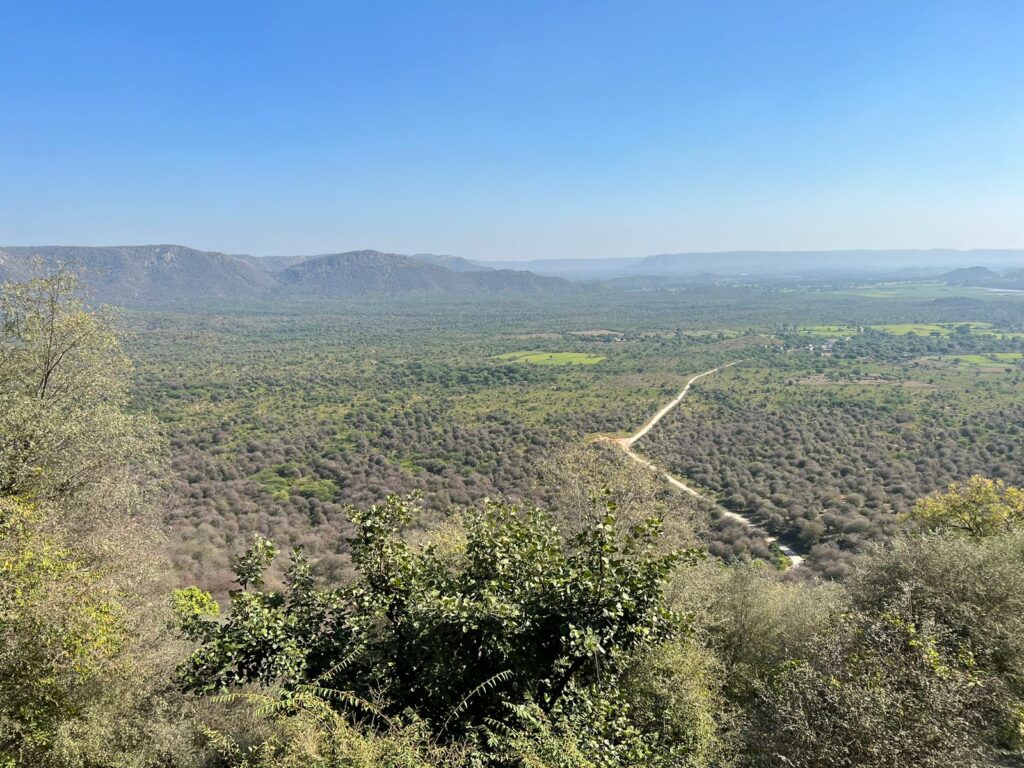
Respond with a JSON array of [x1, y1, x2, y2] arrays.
[[800, 322, 1002, 337], [832, 283, 995, 299], [495, 350, 606, 365], [874, 322, 993, 336], [873, 323, 957, 336], [923, 352, 1024, 369]]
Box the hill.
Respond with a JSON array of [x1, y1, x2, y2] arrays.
[[940, 266, 999, 284], [409, 253, 490, 272], [277, 250, 572, 296], [940, 265, 1024, 290], [0, 245, 277, 303], [483, 250, 1024, 281], [0, 246, 573, 304]]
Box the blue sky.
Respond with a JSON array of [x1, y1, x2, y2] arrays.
[[2, 1, 1023, 260]]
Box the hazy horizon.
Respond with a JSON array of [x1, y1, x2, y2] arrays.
[[4, 1, 1024, 259], [6, 243, 1024, 272], [5, 244, 1024, 264]]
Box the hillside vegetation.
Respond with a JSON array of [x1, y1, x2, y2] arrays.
[[2, 267, 1024, 767], [0, 246, 574, 305]]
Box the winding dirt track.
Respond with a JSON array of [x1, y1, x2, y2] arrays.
[[611, 363, 805, 569]]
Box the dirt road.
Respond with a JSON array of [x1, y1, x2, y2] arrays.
[[612, 363, 805, 568]]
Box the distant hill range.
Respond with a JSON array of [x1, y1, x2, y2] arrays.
[[408, 253, 490, 272], [0, 245, 278, 303], [0, 245, 569, 305], [484, 249, 1024, 281], [5, 245, 1024, 305], [276, 251, 562, 297], [939, 265, 1024, 290]]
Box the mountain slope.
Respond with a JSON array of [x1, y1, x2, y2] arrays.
[[0, 245, 277, 303], [277, 250, 573, 296], [237, 254, 308, 273], [0, 245, 575, 304], [409, 253, 491, 272]]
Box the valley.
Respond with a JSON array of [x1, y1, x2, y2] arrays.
[[116, 275, 1024, 587]]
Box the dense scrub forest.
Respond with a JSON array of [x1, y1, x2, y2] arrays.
[[640, 336, 1024, 577], [120, 281, 1024, 584], [3, 268, 1024, 766]]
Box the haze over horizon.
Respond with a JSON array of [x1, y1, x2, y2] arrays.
[[3, 1, 1023, 260]]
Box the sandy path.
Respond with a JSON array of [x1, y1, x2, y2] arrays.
[[612, 363, 805, 568]]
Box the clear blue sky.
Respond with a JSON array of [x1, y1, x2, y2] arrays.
[[2, 1, 1023, 260]]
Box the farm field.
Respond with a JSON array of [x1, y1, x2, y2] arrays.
[[920, 352, 1024, 369], [829, 282, 1008, 300], [494, 350, 606, 365], [800, 321, 997, 336]]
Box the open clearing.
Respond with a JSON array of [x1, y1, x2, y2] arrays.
[[827, 283, 995, 300], [920, 353, 1024, 370], [495, 350, 606, 365], [800, 322, 1006, 337]]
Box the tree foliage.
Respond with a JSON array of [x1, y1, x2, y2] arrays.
[[910, 475, 1024, 537], [177, 493, 702, 762], [0, 269, 190, 767], [747, 599, 994, 768], [0, 267, 159, 511], [5, 268, 1024, 767]]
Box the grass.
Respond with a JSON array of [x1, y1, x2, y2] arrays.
[[923, 353, 1024, 370], [799, 322, 999, 337], [495, 350, 606, 365], [872, 323, 956, 336], [830, 283, 994, 300]]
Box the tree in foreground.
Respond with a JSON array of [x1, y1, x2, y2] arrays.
[[0, 268, 191, 767], [910, 475, 1024, 537], [175, 493, 728, 766], [746, 596, 996, 768], [736, 478, 1024, 768]]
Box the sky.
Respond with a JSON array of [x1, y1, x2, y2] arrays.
[[2, 1, 1024, 261]]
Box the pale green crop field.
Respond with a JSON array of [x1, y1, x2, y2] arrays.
[[495, 350, 606, 365], [872, 323, 958, 336], [940, 353, 1024, 369], [833, 283, 994, 300]]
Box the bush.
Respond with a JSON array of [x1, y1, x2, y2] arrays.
[[176, 493, 702, 763]]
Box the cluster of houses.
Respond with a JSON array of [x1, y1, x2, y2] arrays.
[[802, 336, 853, 357]]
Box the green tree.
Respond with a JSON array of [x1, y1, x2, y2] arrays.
[[0, 267, 159, 511], [667, 561, 840, 700], [746, 597, 994, 768], [177, 494, 700, 763], [910, 476, 1024, 537], [851, 531, 1024, 755], [619, 637, 734, 767], [0, 268, 190, 767]]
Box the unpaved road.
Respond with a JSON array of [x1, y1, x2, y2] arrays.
[[611, 363, 805, 569]]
